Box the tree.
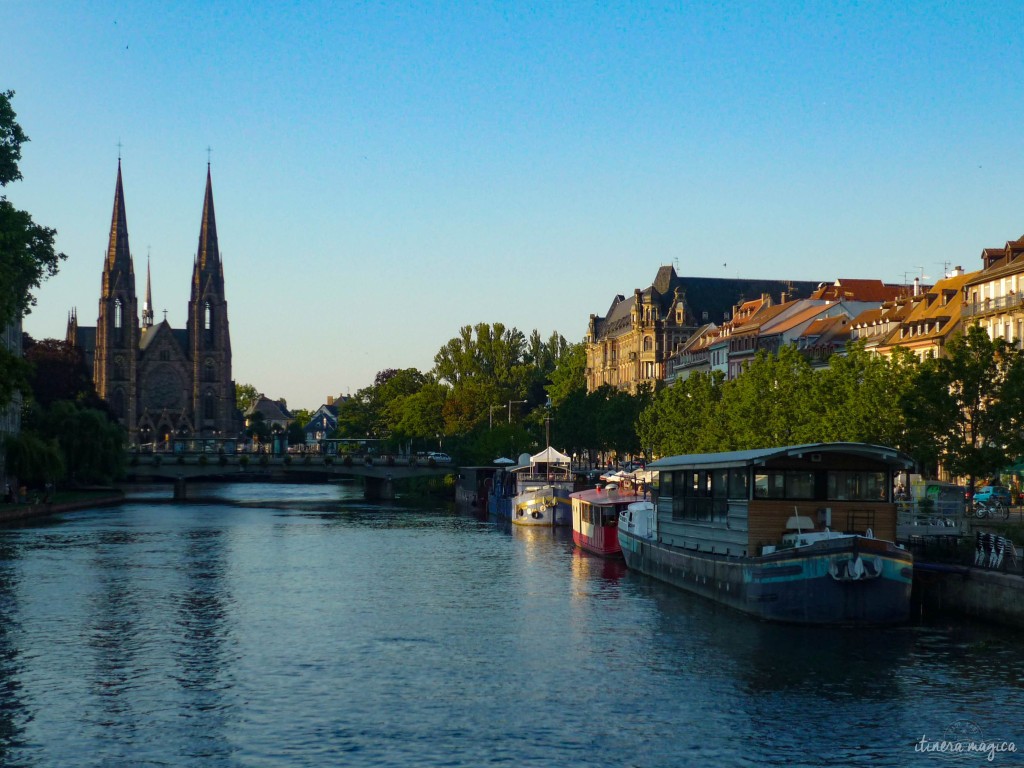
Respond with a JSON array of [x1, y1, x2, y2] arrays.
[[903, 325, 1020, 487], [23, 336, 107, 410], [638, 370, 726, 457], [0, 91, 66, 403], [546, 342, 586, 407], [235, 383, 259, 414]]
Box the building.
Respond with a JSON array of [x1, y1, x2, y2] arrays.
[[0, 319, 22, 491], [879, 268, 976, 360], [304, 398, 341, 446], [962, 235, 1024, 347], [67, 161, 239, 446], [584, 266, 820, 393]]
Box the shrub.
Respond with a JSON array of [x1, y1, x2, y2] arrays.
[[198, 454, 209, 466], [324, 456, 334, 465], [259, 454, 269, 466], [218, 454, 228, 466], [177, 455, 185, 465], [239, 455, 250, 468], [343, 455, 352, 467]]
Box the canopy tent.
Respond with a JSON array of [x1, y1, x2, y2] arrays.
[[530, 447, 571, 465], [492, 457, 516, 465]]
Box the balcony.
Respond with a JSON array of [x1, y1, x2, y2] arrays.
[[963, 292, 1024, 319]]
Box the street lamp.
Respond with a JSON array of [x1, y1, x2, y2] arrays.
[[508, 400, 526, 424], [489, 405, 502, 430]]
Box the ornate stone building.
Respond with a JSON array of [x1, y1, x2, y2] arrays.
[[67, 161, 239, 446], [584, 266, 819, 393]]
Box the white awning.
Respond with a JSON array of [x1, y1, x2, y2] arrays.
[[530, 447, 571, 465]]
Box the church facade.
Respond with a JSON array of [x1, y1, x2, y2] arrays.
[[67, 162, 239, 446]]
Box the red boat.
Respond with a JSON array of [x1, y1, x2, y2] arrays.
[[571, 486, 647, 557]]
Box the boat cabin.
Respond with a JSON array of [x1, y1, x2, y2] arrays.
[[648, 443, 914, 557]]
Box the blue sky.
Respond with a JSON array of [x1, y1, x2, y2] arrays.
[[6, 1, 1024, 409]]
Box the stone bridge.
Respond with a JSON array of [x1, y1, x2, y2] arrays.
[[126, 454, 455, 500]]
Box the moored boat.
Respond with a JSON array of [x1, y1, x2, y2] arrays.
[[618, 443, 915, 625], [570, 484, 646, 556], [488, 448, 576, 526]]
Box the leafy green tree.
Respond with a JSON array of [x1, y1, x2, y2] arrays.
[[23, 336, 107, 410], [290, 408, 312, 428], [546, 342, 586, 407], [814, 344, 919, 449], [388, 381, 447, 446], [0, 91, 66, 404], [24, 400, 124, 485], [286, 420, 306, 447], [4, 431, 63, 488], [235, 383, 260, 414], [638, 370, 726, 457], [903, 325, 1019, 487], [717, 346, 817, 449]]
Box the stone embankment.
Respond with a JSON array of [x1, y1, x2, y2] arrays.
[[0, 491, 124, 524]]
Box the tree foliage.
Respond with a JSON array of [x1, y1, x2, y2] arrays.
[[903, 325, 1024, 486], [235, 383, 259, 414], [0, 91, 66, 405]]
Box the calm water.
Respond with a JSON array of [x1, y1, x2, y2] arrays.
[[0, 483, 1021, 767]]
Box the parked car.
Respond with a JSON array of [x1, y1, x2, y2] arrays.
[[426, 452, 452, 464], [973, 486, 1011, 506]]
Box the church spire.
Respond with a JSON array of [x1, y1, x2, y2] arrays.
[[142, 252, 153, 327], [106, 159, 132, 273], [196, 163, 220, 271]]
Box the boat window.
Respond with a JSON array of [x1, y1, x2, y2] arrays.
[[753, 471, 786, 499], [711, 469, 729, 498], [786, 471, 815, 499], [728, 468, 749, 499], [827, 471, 888, 501], [660, 471, 674, 497]]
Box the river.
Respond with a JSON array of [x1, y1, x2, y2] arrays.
[[0, 483, 1020, 767]]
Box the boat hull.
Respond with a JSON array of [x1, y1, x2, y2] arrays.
[[618, 529, 913, 625], [512, 486, 571, 526], [572, 525, 622, 556]]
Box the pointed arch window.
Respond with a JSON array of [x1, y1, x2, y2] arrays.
[[204, 390, 216, 420], [114, 298, 124, 343]]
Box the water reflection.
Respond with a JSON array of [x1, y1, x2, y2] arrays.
[[0, 486, 1018, 767], [0, 539, 26, 763]]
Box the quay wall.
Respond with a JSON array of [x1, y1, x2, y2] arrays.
[[918, 567, 1024, 629], [0, 492, 124, 524]]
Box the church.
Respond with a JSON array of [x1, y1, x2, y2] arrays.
[[67, 161, 240, 446]]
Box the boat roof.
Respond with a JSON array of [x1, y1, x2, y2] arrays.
[[570, 488, 647, 505], [648, 442, 914, 471]]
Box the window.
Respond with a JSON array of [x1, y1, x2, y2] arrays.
[[827, 471, 887, 501], [204, 302, 212, 331], [754, 472, 783, 499], [728, 468, 749, 499], [204, 391, 216, 419]]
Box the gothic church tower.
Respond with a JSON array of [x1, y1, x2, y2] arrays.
[[187, 165, 234, 436], [93, 160, 139, 434]]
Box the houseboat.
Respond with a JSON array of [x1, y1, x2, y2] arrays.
[[618, 443, 915, 625], [488, 448, 575, 526], [570, 483, 647, 556]]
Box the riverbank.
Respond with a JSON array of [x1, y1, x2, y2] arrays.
[[0, 489, 125, 524]]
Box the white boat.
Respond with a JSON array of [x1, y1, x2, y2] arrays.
[[510, 447, 574, 527]]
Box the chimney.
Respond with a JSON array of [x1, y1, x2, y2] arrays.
[[950, 265, 964, 277], [913, 277, 920, 296], [326, 395, 334, 406]]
